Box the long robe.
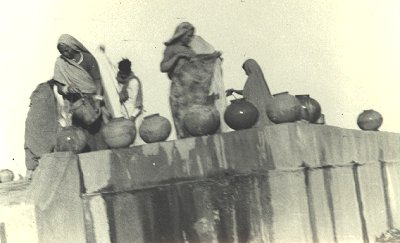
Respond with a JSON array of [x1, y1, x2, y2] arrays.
[[242, 59, 274, 127], [24, 82, 59, 170], [190, 35, 230, 132], [161, 42, 219, 138]]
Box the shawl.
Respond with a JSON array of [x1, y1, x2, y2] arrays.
[[53, 34, 97, 93], [24, 82, 59, 159], [242, 59, 273, 126], [165, 22, 195, 45]]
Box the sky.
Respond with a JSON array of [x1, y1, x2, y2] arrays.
[[1, 0, 400, 176]]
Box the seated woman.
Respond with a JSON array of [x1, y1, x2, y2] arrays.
[[52, 34, 108, 151], [160, 22, 222, 138], [226, 59, 274, 127]]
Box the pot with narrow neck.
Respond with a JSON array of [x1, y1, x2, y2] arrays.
[[295, 94, 322, 123], [224, 98, 259, 130], [357, 109, 383, 131], [266, 92, 301, 124], [139, 113, 172, 143]]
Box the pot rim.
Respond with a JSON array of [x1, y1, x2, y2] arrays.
[[144, 113, 160, 119], [273, 91, 289, 97]]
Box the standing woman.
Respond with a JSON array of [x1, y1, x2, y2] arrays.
[[226, 59, 274, 127], [53, 34, 107, 151], [160, 22, 221, 138]]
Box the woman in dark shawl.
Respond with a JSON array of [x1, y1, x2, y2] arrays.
[[160, 22, 221, 138], [24, 80, 59, 177], [226, 59, 273, 127]]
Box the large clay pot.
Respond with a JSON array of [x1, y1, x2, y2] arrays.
[[266, 92, 301, 124], [101, 117, 136, 148], [0, 169, 14, 183], [70, 97, 101, 126], [56, 126, 87, 153], [183, 105, 220, 137], [357, 109, 383, 131], [139, 114, 172, 143], [224, 98, 259, 130], [295, 94, 322, 123]]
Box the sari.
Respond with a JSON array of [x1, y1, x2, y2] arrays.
[[53, 34, 98, 94], [53, 34, 107, 151], [242, 59, 274, 127]]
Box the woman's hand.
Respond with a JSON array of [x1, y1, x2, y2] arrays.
[[225, 88, 235, 96], [119, 91, 129, 103], [98, 45, 106, 53], [213, 51, 222, 58], [177, 52, 192, 60], [94, 100, 101, 113]]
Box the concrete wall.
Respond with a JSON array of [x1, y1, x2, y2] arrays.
[[78, 124, 400, 242], [1, 124, 399, 242]]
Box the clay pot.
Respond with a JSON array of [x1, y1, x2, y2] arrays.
[[70, 97, 101, 126], [183, 105, 220, 137], [0, 169, 14, 183], [266, 92, 301, 124], [357, 109, 383, 131], [224, 98, 259, 130], [56, 126, 87, 153], [101, 117, 136, 148], [295, 94, 322, 123], [139, 114, 172, 143]]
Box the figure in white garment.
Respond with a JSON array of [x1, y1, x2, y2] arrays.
[[95, 46, 144, 144]]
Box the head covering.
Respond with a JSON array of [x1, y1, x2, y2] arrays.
[[242, 59, 273, 126], [57, 34, 90, 53], [164, 22, 195, 46]]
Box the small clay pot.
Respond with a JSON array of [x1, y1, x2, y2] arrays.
[[224, 98, 259, 130], [0, 169, 14, 183], [357, 109, 383, 131], [139, 114, 172, 143]]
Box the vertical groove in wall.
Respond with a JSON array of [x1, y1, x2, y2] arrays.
[[103, 195, 118, 243], [323, 168, 338, 243], [263, 171, 275, 243], [379, 158, 394, 229], [81, 198, 97, 243], [352, 163, 369, 243], [0, 222, 7, 243], [303, 166, 319, 243], [77, 157, 97, 243]]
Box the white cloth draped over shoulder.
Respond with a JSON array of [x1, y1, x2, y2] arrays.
[[93, 48, 123, 118], [190, 35, 230, 132], [94, 47, 145, 145]]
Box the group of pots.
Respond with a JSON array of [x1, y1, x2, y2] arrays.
[[56, 113, 172, 153], [55, 91, 384, 153]]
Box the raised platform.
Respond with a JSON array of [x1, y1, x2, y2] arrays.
[[1, 124, 400, 242]]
